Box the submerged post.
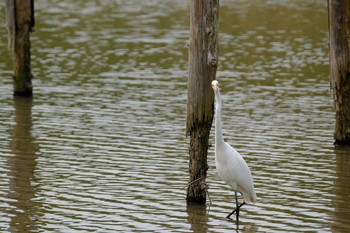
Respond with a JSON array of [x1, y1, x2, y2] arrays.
[[329, 0, 350, 145], [186, 0, 219, 204], [5, 0, 35, 96]]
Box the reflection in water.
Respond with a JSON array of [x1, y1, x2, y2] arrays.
[[332, 148, 350, 232], [186, 204, 209, 233], [0, 0, 347, 232], [8, 97, 40, 232], [186, 203, 259, 233]]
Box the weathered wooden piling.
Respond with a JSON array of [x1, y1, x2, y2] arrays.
[[328, 0, 350, 145], [5, 0, 35, 96], [186, 0, 219, 204]]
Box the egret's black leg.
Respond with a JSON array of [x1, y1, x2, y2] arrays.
[[235, 192, 240, 221], [226, 202, 245, 220], [226, 192, 246, 220], [235, 191, 239, 221]]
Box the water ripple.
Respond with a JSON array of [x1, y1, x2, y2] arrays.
[[1, 0, 349, 232]]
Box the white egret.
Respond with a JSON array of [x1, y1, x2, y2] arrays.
[[211, 80, 257, 221]]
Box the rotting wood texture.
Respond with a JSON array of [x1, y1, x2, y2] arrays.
[[186, 0, 219, 204], [6, 0, 35, 96], [329, 0, 350, 145]]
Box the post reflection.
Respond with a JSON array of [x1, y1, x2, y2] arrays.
[[8, 97, 40, 232], [186, 204, 209, 233], [332, 148, 350, 232]]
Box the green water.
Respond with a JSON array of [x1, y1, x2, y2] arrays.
[[1, 1, 349, 232]]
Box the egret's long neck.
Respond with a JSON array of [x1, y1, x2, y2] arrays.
[[214, 89, 225, 147]]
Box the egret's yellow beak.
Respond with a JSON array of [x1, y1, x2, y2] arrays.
[[211, 80, 219, 91]]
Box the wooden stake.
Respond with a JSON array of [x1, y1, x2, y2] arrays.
[[329, 0, 350, 145], [186, 0, 219, 204], [6, 0, 35, 96]]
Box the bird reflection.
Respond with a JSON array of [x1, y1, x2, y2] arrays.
[[8, 97, 40, 232]]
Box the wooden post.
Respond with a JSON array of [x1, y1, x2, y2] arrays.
[[186, 0, 219, 204], [5, 0, 35, 96], [329, 0, 350, 145]]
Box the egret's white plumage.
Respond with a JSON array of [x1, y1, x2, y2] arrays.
[[211, 80, 257, 220]]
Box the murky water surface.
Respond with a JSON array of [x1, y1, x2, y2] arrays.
[[1, 0, 350, 232]]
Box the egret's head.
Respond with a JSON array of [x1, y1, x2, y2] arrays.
[[211, 80, 219, 91]]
